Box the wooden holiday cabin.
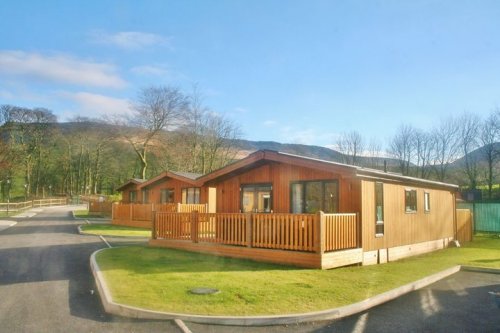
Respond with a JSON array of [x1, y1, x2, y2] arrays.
[[149, 150, 459, 268], [116, 178, 146, 203]]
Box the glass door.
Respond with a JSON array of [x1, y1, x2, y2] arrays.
[[241, 184, 272, 213]]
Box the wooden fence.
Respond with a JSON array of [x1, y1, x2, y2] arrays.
[[456, 209, 473, 243], [0, 198, 68, 213], [153, 211, 359, 253], [112, 203, 208, 229]]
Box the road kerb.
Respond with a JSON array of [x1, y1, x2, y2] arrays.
[[90, 250, 463, 326]]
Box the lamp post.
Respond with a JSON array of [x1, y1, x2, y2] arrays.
[[24, 184, 28, 202], [49, 185, 52, 197]]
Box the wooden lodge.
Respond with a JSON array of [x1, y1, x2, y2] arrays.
[[117, 150, 459, 269]]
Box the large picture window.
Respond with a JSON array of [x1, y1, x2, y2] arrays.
[[241, 184, 272, 213], [290, 180, 338, 214], [182, 188, 200, 204], [405, 189, 417, 213], [160, 189, 174, 203]]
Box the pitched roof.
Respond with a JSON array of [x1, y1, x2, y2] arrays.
[[198, 150, 459, 191], [115, 178, 146, 191], [137, 170, 201, 189]]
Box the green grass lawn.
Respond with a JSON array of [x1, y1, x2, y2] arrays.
[[96, 233, 500, 316], [81, 224, 151, 237], [74, 209, 108, 219]]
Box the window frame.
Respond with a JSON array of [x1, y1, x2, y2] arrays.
[[424, 191, 431, 213], [240, 183, 273, 213], [375, 182, 384, 237], [182, 187, 201, 204], [289, 179, 339, 214], [405, 189, 417, 213], [141, 189, 149, 203], [160, 188, 175, 204], [129, 190, 137, 203]]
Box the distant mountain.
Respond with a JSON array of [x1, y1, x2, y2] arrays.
[[231, 138, 400, 169], [449, 142, 500, 168]]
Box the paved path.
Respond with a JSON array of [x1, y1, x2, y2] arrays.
[[0, 206, 180, 333]]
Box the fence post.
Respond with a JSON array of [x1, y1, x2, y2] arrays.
[[191, 211, 199, 243], [315, 211, 325, 254], [177, 202, 181, 213], [129, 204, 133, 223], [356, 212, 361, 248], [152, 210, 157, 240], [246, 213, 253, 248]]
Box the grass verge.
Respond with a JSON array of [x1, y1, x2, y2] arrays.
[[96, 233, 500, 316], [81, 224, 151, 237], [74, 209, 108, 219]]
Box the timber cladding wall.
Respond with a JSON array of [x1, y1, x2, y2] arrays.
[[361, 180, 454, 252], [143, 178, 207, 204], [214, 161, 361, 214]]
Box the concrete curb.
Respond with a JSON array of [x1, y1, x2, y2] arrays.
[[0, 221, 17, 232], [78, 225, 149, 239], [90, 249, 463, 326]]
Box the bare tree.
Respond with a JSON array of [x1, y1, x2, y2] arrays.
[[457, 112, 481, 189], [335, 131, 364, 166], [387, 124, 415, 175], [367, 137, 382, 168], [413, 129, 434, 179], [431, 117, 460, 181], [480, 108, 500, 198], [123, 86, 189, 179]]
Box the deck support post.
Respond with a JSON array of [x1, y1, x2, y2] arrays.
[[246, 213, 253, 248], [315, 211, 325, 254], [191, 211, 199, 243], [152, 210, 157, 239]]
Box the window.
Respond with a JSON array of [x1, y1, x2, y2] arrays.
[[424, 192, 430, 212], [129, 190, 137, 203], [290, 180, 338, 214], [405, 189, 417, 213], [142, 189, 149, 203], [375, 182, 384, 236], [241, 184, 272, 213], [182, 188, 200, 204], [160, 189, 174, 203]]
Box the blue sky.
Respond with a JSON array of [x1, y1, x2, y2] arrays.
[[1, 1, 500, 147]]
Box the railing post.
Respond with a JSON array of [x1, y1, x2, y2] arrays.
[[152, 210, 157, 240], [191, 210, 199, 243], [246, 213, 253, 248], [177, 202, 181, 213], [315, 211, 325, 254], [129, 204, 133, 223], [356, 212, 361, 248]]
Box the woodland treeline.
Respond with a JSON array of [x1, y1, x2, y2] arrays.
[[0, 84, 498, 201], [0, 85, 240, 201], [335, 109, 500, 198]]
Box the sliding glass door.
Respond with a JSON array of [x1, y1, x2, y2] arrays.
[[291, 180, 338, 214], [241, 184, 272, 213]]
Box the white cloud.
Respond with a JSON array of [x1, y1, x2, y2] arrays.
[[58, 91, 131, 118], [130, 65, 169, 76], [279, 126, 337, 146], [233, 107, 248, 114], [90, 30, 170, 50], [0, 50, 126, 89]]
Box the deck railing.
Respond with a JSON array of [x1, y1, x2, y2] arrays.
[[253, 213, 315, 252], [112, 203, 208, 228], [154, 211, 359, 253], [323, 213, 358, 252]]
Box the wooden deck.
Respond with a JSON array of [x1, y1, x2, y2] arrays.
[[151, 211, 362, 269]]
